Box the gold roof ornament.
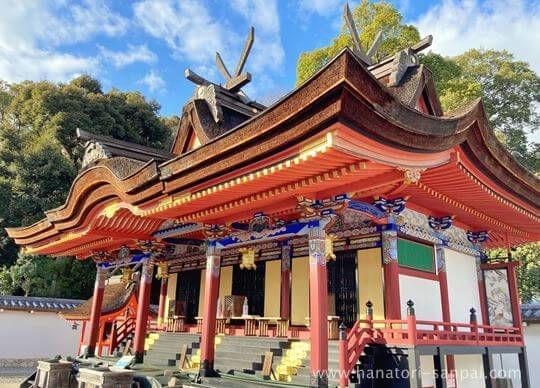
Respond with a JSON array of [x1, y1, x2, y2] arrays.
[[120, 267, 134, 284], [239, 247, 257, 270], [325, 234, 336, 261], [156, 261, 169, 280]]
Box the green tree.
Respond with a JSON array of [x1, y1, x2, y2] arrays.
[[0, 75, 174, 297], [0, 255, 96, 298], [422, 50, 540, 171], [489, 243, 540, 303], [296, 0, 420, 85]]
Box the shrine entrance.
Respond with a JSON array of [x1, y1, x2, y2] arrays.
[[176, 269, 201, 323], [328, 250, 358, 327], [232, 262, 266, 316]]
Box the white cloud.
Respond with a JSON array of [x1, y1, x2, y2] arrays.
[[99, 44, 157, 68], [0, 0, 127, 83], [298, 0, 342, 16], [44, 0, 129, 46], [134, 0, 226, 65], [231, 0, 280, 35], [230, 0, 284, 73], [414, 0, 540, 73], [138, 70, 166, 93], [133, 0, 284, 88], [0, 45, 98, 83]]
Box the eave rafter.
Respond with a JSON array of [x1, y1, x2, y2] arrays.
[[415, 181, 531, 238]]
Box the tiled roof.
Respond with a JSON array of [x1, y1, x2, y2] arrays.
[[521, 302, 540, 322], [0, 295, 84, 313], [60, 282, 135, 320]]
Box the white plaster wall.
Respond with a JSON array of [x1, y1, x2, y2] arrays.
[[444, 248, 482, 325], [492, 353, 521, 388], [420, 355, 435, 387], [399, 275, 442, 321], [524, 323, 540, 388], [0, 311, 81, 358], [454, 354, 485, 388]]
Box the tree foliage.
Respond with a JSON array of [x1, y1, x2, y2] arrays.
[[489, 243, 540, 303], [421, 50, 540, 171], [0, 75, 174, 297], [296, 0, 420, 85]]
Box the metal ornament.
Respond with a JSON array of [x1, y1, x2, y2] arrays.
[[239, 247, 257, 270], [156, 261, 169, 280]]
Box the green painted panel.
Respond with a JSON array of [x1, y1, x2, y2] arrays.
[[397, 238, 434, 272]]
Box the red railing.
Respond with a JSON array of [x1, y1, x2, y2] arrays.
[[109, 317, 136, 355], [338, 302, 524, 388]]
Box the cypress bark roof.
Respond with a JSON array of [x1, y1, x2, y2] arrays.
[[60, 282, 135, 320]]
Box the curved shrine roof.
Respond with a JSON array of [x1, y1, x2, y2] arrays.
[[5, 48, 540, 255]]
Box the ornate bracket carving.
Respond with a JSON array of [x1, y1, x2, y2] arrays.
[[428, 216, 454, 231], [374, 197, 407, 215], [467, 231, 489, 244], [398, 167, 425, 184]]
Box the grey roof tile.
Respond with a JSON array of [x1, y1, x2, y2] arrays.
[[0, 295, 84, 313]]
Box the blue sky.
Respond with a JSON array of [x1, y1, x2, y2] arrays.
[[1, 0, 539, 119]]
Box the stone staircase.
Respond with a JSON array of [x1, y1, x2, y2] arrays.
[[143, 333, 381, 387], [213, 336, 291, 376], [282, 341, 342, 387], [144, 332, 201, 367]]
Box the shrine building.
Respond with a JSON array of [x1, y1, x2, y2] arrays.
[[6, 12, 539, 388]]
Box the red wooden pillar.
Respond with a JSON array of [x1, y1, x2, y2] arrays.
[[477, 257, 489, 325], [382, 222, 401, 319], [308, 225, 329, 388], [134, 260, 154, 363], [199, 243, 221, 377], [506, 261, 522, 327], [157, 275, 168, 329], [87, 266, 106, 357], [436, 245, 457, 387], [78, 320, 87, 355], [280, 241, 291, 320]]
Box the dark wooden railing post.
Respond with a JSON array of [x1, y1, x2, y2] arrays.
[[338, 322, 348, 388], [109, 321, 117, 355], [406, 300, 417, 345], [470, 307, 479, 345], [366, 301, 373, 329]]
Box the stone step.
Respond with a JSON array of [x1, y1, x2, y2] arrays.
[[217, 337, 291, 348], [214, 350, 268, 363], [215, 344, 285, 356], [215, 359, 262, 374]]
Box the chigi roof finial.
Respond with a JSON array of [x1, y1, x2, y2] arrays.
[[343, 2, 383, 66], [184, 26, 261, 124], [216, 26, 254, 93], [343, 2, 434, 87], [185, 26, 255, 95]]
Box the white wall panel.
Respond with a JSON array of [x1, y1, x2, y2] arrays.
[[445, 249, 482, 324], [524, 324, 540, 388], [399, 275, 442, 321], [454, 355, 485, 388]]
